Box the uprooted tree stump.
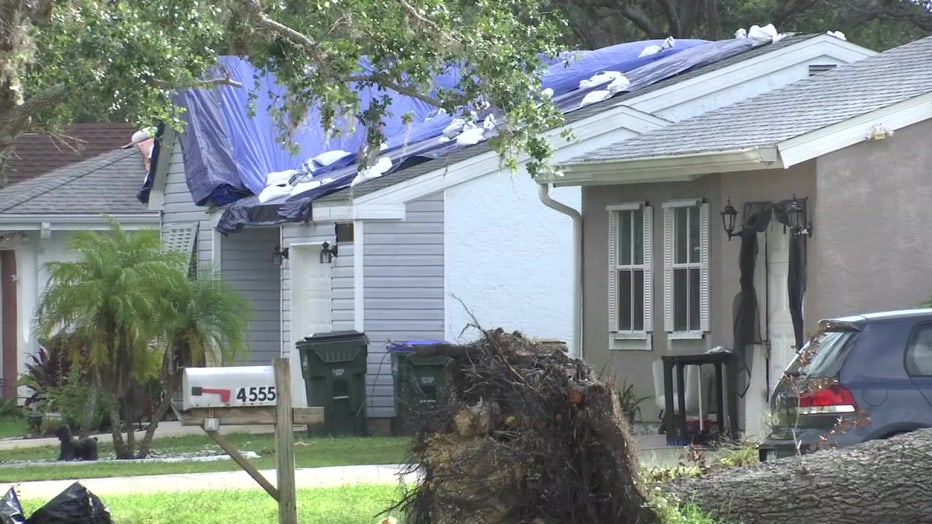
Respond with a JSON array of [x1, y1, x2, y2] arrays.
[[667, 429, 932, 524], [397, 329, 659, 524]]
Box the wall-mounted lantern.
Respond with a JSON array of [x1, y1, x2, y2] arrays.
[[721, 198, 740, 241], [785, 195, 812, 238], [319, 241, 338, 264], [272, 244, 289, 265]]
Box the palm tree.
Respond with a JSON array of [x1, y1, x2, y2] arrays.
[[135, 272, 251, 458], [38, 220, 187, 457]]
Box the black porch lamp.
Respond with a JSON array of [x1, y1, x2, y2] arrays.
[[319, 241, 338, 263], [785, 195, 812, 237], [721, 198, 739, 241], [272, 244, 289, 265]]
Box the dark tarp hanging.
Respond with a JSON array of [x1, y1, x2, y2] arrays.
[[731, 198, 808, 396]]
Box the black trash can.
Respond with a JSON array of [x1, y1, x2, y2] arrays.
[[297, 331, 369, 436], [389, 340, 449, 434]]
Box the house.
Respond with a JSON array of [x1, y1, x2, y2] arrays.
[[545, 34, 932, 438], [0, 146, 160, 400], [0, 33, 875, 431], [140, 32, 873, 434]]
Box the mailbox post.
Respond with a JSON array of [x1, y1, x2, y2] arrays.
[[172, 358, 322, 524]]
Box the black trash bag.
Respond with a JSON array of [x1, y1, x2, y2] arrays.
[[0, 488, 26, 524], [26, 482, 112, 524]]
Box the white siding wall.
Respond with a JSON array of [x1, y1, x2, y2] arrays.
[[363, 193, 445, 418]]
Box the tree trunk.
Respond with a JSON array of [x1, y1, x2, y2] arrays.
[[107, 392, 131, 459], [667, 429, 932, 524], [78, 370, 100, 438]]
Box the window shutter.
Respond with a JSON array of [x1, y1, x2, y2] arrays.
[[607, 210, 618, 333], [643, 206, 653, 332], [699, 203, 710, 332], [663, 207, 673, 332], [162, 222, 199, 277]]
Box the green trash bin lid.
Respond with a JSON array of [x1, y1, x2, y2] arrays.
[[301, 330, 369, 344], [387, 340, 446, 352]]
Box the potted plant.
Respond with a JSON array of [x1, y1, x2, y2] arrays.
[[616, 382, 651, 425]]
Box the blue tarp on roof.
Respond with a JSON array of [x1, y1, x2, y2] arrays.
[[171, 37, 765, 234]]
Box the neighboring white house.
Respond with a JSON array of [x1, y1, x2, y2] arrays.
[[0, 147, 161, 401]]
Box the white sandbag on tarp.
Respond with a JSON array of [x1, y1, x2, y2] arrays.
[[748, 24, 777, 40], [258, 183, 291, 203], [310, 149, 352, 168], [579, 90, 611, 108], [290, 179, 322, 196], [827, 30, 846, 40], [456, 124, 485, 146], [266, 169, 297, 186], [351, 156, 393, 187], [579, 70, 624, 89]]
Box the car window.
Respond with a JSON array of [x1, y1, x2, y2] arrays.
[[786, 330, 856, 377], [906, 324, 932, 376]]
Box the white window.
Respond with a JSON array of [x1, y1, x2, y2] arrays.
[[607, 203, 652, 349], [662, 200, 709, 338]]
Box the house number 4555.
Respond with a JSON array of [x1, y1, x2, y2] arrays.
[[235, 386, 277, 402]]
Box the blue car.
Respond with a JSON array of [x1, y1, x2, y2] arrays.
[[760, 309, 932, 461]]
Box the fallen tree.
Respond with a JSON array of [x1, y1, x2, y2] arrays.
[[668, 429, 932, 524], [397, 329, 659, 524]]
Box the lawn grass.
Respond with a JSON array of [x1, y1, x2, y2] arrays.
[[20, 484, 407, 524], [0, 418, 28, 439], [0, 433, 411, 482]]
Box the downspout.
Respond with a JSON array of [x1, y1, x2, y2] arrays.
[[538, 183, 583, 359]]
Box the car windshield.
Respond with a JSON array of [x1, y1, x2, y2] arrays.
[[786, 330, 856, 377]]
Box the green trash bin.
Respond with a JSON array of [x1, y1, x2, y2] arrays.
[[389, 340, 449, 434], [297, 331, 369, 436]]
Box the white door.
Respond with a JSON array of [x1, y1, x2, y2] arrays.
[[288, 244, 333, 406]]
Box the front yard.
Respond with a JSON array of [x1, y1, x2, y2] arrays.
[[0, 431, 409, 482]]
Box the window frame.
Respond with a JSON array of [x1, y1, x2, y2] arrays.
[[906, 322, 932, 377], [662, 199, 709, 339], [607, 202, 652, 350]]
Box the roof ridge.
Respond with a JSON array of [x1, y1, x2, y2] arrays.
[[0, 149, 136, 213]]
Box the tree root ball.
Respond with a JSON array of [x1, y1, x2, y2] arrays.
[[396, 328, 659, 524]]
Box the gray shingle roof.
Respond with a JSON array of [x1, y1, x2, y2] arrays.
[[316, 34, 820, 203], [574, 35, 932, 164], [0, 148, 156, 215]]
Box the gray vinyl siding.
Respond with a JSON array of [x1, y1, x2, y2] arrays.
[[363, 193, 445, 418], [331, 244, 355, 332], [221, 227, 282, 364], [160, 137, 215, 274]]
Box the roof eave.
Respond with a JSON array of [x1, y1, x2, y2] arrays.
[[0, 213, 160, 231], [552, 146, 782, 186]]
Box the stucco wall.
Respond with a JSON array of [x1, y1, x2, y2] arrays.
[[813, 118, 932, 321], [445, 173, 579, 347], [580, 161, 817, 422]]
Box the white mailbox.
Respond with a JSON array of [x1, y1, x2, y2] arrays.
[[182, 366, 278, 411]]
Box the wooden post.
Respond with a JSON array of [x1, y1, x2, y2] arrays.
[[274, 358, 297, 524], [205, 429, 279, 500]]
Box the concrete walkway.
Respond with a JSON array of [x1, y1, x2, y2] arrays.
[[7, 465, 414, 500], [0, 423, 684, 500]]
